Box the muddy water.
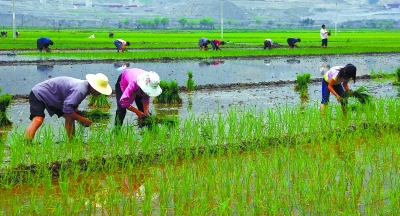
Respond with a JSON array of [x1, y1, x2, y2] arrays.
[[0, 53, 399, 95]]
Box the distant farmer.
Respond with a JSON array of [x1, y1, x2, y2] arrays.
[[109, 32, 114, 38], [24, 73, 112, 142], [264, 38, 273, 50], [114, 68, 162, 129], [0, 31, 7, 37], [320, 24, 329, 48], [114, 39, 130, 52], [36, 37, 54, 52], [198, 37, 211, 50], [287, 38, 301, 49], [211, 39, 225, 51], [320, 64, 357, 114], [15, 31, 20, 37]]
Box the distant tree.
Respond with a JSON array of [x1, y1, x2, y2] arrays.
[[187, 19, 200, 29], [118, 21, 123, 29], [227, 20, 232, 26], [161, 17, 169, 28], [154, 17, 161, 28], [124, 18, 130, 28], [300, 18, 314, 26], [178, 17, 188, 28], [200, 16, 214, 29], [256, 19, 261, 25], [267, 20, 274, 25], [234, 22, 238, 27]]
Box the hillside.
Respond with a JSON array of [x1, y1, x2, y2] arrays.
[[0, 0, 399, 28]]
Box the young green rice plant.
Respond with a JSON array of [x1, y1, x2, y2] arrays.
[[138, 115, 180, 131], [78, 109, 111, 122], [0, 87, 12, 127], [88, 94, 111, 109], [393, 66, 400, 86], [153, 80, 182, 104], [294, 73, 311, 98], [343, 86, 373, 105], [186, 70, 196, 91]]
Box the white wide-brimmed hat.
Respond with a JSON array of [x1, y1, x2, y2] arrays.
[[86, 73, 112, 95], [137, 71, 162, 97]]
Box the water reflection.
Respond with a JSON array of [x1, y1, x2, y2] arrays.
[[37, 64, 54, 72], [113, 62, 131, 71], [286, 59, 300, 64], [198, 60, 224, 67], [264, 59, 271, 66]]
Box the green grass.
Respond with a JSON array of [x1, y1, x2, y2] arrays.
[[1, 29, 399, 60]]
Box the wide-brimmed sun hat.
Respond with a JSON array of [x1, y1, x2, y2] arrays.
[[86, 73, 112, 95], [137, 71, 162, 97]]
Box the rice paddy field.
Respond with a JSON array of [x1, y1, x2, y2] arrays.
[[0, 28, 400, 215]]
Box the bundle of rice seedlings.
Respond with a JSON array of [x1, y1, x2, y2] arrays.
[[138, 116, 180, 130], [88, 94, 111, 108], [186, 71, 196, 91], [79, 109, 111, 122], [0, 88, 12, 127], [393, 66, 400, 86], [294, 73, 311, 98], [343, 86, 373, 104], [153, 80, 182, 104]]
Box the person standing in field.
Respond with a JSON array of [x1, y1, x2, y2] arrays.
[[320, 24, 329, 48], [287, 38, 301, 49], [114, 39, 130, 52], [211, 39, 225, 51], [114, 68, 162, 128], [37, 37, 54, 52], [198, 37, 211, 50], [320, 64, 357, 114], [25, 73, 112, 142], [264, 38, 273, 50]]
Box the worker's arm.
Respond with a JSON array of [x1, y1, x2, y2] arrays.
[[327, 79, 341, 102]]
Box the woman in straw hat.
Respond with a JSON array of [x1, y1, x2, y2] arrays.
[[114, 68, 162, 129], [25, 73, 112, 142]]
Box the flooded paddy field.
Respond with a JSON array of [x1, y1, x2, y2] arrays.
[[0, 53, 399, 215]]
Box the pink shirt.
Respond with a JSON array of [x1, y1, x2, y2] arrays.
[[119, 68, 150, 108], [213, 40, 222, 45]]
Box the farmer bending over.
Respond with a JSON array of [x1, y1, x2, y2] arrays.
[[287, 38, 300, 49], [114, 39, 130, 52], [320, 64, 357, 114], [198, 37, 211, 50], [37, 37, 54, 52], [264, 38, 273, 50], [211, 39, 225, 51], [25, 73, 112, 142], [114, 68, 162, 129]]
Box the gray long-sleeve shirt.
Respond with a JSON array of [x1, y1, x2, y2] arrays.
[[32, 77, 89, 116]]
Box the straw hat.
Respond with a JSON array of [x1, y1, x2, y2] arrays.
[[86, 73, 112, 95], [137, 71, 162, 97]]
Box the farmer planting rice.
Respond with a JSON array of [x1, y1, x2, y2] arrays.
[[114, 68, 162, 129], [114, 39, 130, 52], [211, 39, 225, 51], [24, 73, 112, 142], [287, 37, 301, 49], [36, 37, 54, 52], [264, 38, 273, 50], [320, 64, 357, 114], [198, 37, 211, 50]]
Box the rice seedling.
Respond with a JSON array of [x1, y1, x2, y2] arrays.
[[294, 73, 311, 98], [78, 109, 111, 122], [153, 80, 182, 104], [0, 87, 12, 127], [343, 86, 373, 104], [186, 70, 196, 91], [393, 66, 400, 86], [88, 94, 111, 109], [138, 116, 180, 130]]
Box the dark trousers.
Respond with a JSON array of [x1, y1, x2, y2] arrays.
[[321, 38, 328, 47], [114, 74, 144, 127]]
